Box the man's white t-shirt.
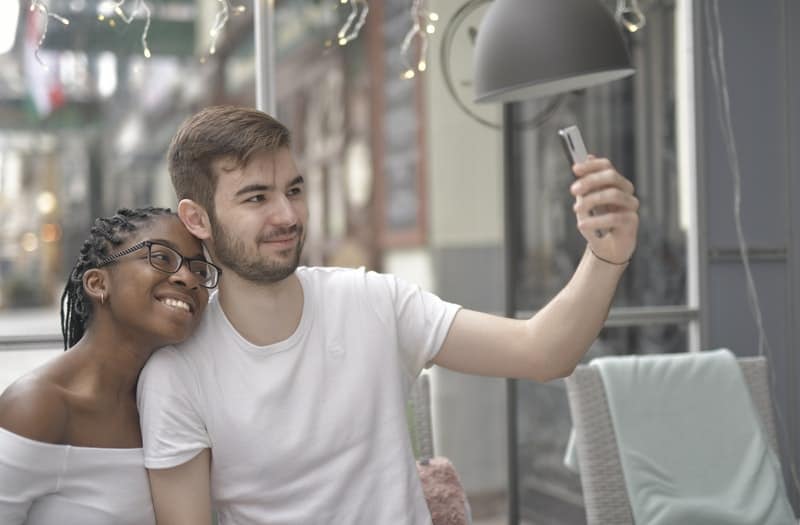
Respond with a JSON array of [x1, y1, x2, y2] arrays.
[[137, 266, 461, 524]]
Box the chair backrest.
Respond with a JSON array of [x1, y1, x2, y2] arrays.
[[564, 356, 779, 525]]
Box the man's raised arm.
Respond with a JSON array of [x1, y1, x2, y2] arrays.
[[433, 157, 639, 381]]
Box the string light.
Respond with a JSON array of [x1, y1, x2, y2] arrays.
[[615, 0, 646, 33], [111, 0, 152, 58], [29, 0, 437, 75], [209, 0, 246, 56], [400, 0, 438, 79], [29, 0, 70, 67], [334, 0, 368, 47]]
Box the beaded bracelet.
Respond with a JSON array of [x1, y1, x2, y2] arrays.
[[589, 247, 631, 266]]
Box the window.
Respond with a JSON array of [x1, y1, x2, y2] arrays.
[[506, 1, 699, 521]]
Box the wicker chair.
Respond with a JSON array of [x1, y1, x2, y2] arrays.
[[564, 356, 789, 525]]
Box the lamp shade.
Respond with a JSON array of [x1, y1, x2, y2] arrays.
[[473, 0, 635, 103]]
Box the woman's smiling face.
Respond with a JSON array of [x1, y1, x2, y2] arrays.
[[100, 215, 210, 348]]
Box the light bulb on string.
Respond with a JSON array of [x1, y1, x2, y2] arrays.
[[111, 0, 152, 58], [29, 0, 70, 67], [400, 0, 438, 79], [208, 0, 246, 57], [615, 0, 646, 33], [335, 0, 368, 47]]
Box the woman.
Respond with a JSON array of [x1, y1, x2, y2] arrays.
[[0, 207, 220, 524]]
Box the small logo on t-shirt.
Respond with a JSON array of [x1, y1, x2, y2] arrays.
[[328, 341, 344, 359]]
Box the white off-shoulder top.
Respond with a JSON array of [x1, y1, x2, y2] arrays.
[[0, 426, 155, 525]]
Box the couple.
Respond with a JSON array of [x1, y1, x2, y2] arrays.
[[0, 106, 639, 524]]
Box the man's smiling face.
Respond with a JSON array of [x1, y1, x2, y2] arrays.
[[207, 147, 308, 284]]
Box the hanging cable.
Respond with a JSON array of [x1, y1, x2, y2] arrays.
[[704, 0, 800, 499]]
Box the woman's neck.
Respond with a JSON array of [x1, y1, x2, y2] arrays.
[[63, 328, 155, 402]]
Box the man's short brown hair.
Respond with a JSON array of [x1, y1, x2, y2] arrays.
[[167, 105, 291, 216]]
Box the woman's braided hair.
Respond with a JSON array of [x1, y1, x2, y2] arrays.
[[60, 207, 176, 350]]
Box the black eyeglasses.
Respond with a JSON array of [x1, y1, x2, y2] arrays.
[[99, 240, 222, 289]]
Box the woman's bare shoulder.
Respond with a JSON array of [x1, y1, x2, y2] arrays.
[[0, 370, 69, 445]]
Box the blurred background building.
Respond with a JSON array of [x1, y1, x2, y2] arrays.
[[0, 0, 798, 523]]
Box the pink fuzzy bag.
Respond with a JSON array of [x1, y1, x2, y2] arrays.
[[412, 374, 471, 525], [417, 457, 471, 525]]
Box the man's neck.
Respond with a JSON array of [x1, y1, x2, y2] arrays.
[[217, 271, 304, 346]]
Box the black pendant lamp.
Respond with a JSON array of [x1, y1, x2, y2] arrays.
[[473, 0, 635, 103]]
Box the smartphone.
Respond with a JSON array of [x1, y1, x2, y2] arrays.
[[558, 125, 589, 165], [558, 125, 608, 238]]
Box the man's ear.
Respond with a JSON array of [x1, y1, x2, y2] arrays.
[[177, 199, 212, 240], [82, 268, 108, 305]]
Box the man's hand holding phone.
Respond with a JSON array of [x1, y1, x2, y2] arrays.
[[558, 125, 639, 265]]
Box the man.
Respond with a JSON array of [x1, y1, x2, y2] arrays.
[[138, 106, 639, 524]]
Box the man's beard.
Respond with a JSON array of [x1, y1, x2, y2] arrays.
[[210, 219, 304, 284]]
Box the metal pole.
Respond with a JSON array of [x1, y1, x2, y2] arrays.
[[254, 0, 276, 114], [503, 102, 521, 525]]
